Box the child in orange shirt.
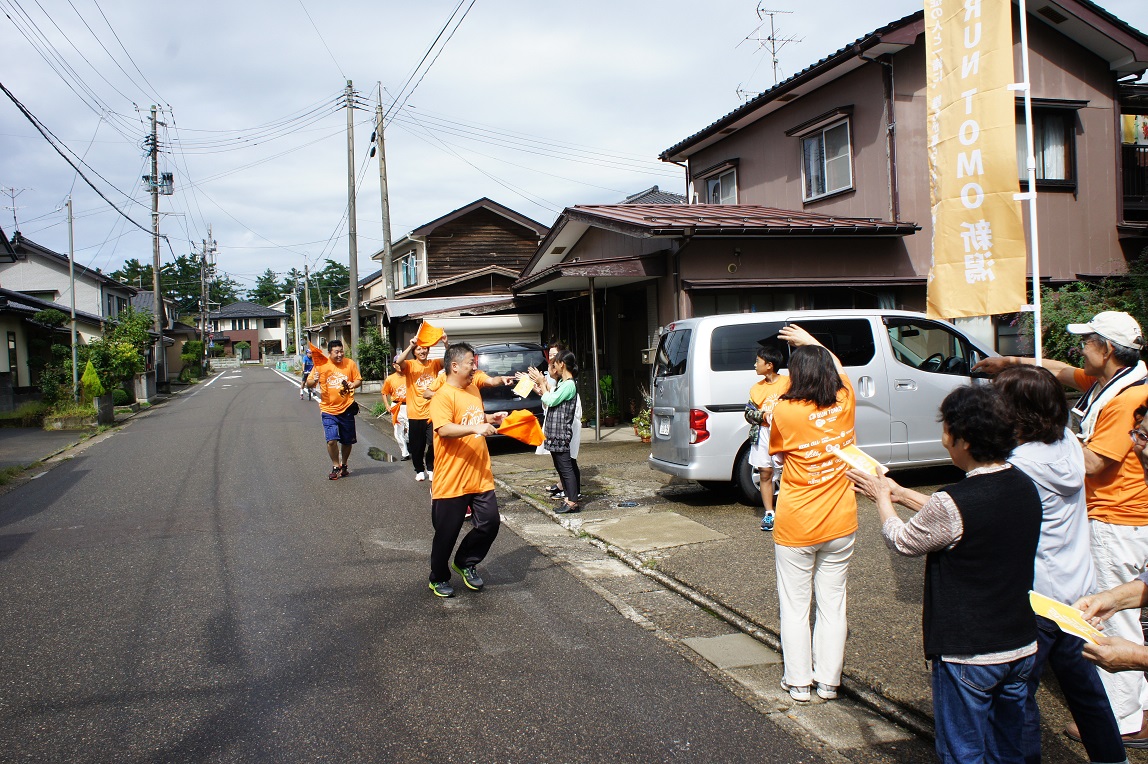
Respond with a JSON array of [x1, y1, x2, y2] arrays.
[[745, 343, 789, 531]]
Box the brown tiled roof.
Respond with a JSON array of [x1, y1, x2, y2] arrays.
[[565, 204, 918, 236]]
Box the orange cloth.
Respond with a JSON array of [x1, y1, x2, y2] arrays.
[[768, 375, 858, 547], [313, 358, 361, 415], [498, 409, 544, 446], [399, 358, 443, 420], [416, 322, 444, 348], [309, 343, 328, 366], [381, 372, 406, 425], [429, 382, 494, 500], [1073, 370, 1148, 524], [749, 375, 791, 423]]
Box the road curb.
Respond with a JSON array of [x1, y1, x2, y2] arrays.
[[493, 475, 937, 743]]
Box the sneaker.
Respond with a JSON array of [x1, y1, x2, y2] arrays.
[[328, 467, 341, 481], [464, 506, 473, 521], [781, 680, 811, 702], [340, 464, 349, 478], [426, 470, 434, 481], [815, 683, 838, 700], [415, 472, 426, 482], [760, 509, 775, 532], [428, 580, 454, 598], [547, 484, 562, 495], [451, 562, 484, 591], [552, 490, 566, 500]]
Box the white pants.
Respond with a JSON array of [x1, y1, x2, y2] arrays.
[[775, 533, 854, 688], [394, 405, 409, 458], [1090, 519, 1148, 734]]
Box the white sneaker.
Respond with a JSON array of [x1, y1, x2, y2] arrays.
[[426, 470, 434, 481], [781, 680, 811, 703], [815, 683, 838, 700], [415, 472, 426, 482]]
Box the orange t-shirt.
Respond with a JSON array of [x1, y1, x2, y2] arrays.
[[429, 382, 495, 500], [750, 375, 791, 424], [1074, 369, 1148, 524], [768, 374, 858, 547], [400, 358, 443, 420], [381, 372, 406, 404], [314, 358, 361, 415]]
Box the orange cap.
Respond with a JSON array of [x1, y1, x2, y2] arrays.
[[415, 322, 444, 348]]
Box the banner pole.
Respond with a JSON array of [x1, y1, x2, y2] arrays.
[[1014, 0, 1044, 363]]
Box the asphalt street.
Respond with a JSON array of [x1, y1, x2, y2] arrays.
[[0, 367, 837, 763]]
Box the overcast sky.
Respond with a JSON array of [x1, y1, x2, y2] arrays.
[[2, 0, 1146, 296]]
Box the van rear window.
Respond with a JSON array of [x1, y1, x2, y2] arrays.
[[654, 329, 691, 377]]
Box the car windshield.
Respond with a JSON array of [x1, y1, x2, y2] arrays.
[[475, 349, 545, 377]]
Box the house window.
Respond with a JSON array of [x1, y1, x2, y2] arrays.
[[705, 169, 737, 204], [7, 332, 15, 376], [232, 318, 249, 331], [211, 320, 219, 333], [802, 120, 853, 201], [399, 251, 419, 289], [263, 318, 280, 329], [1016, 109, 1074, 184]]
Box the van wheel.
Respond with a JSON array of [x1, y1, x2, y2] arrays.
[[734, 447, 763, 506]]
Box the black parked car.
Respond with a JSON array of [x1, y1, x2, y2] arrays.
[[473, 342, 548, 433]]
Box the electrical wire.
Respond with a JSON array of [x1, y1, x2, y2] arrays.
[[387, 0, 477, 123], [296, 0, 345, 80]]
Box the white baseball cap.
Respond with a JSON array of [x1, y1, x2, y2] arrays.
[[1066, 311, 1145, 350]]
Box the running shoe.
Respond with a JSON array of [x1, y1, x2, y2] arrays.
[[760, 509, 775, 532], [781, 680, 811, 702], [451, 562, 484, 591], [815, 683, 838, 700], [547, 484, 562, 495], [428, 580, 455, 598], [415, 472, 426, 482], [328, 467, 341, 481], [426, 470, 434, 481], [340, 464, 349, 478]]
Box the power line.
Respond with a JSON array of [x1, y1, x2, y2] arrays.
[[296, 0, 345, 79], [387, 0, 477, 122], [385, 0, 474, 121]]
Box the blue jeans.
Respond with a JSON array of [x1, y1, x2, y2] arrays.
[[932, 653, 1035, 763], [1022, 616, 1126, 764]]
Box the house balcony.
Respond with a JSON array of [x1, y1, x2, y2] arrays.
[[1124, 144, 1148, 223]]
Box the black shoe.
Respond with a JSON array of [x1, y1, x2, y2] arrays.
[[552, 490, 566, 500], [547, 484, 562, 495], [451, 562, 484, 590], [328, 467, 341, 480], [340, 464, 349, 478], [428, 580, 455, 598], [555, 501, 581, 514]]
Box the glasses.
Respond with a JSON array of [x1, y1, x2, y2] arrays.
[[1130, 429, 1148, 447]]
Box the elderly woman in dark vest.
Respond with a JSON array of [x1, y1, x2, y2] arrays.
[[849, 385, 1043, 763]]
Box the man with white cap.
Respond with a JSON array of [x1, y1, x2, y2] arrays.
[[976, 311, 1148, 746]]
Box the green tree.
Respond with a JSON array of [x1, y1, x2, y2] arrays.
[[80, 360, 104, 403], [85, 307, 154, 389], [355, 327, 392, 381], [313, 259, 351, 310], [248, 269, 284, 306]]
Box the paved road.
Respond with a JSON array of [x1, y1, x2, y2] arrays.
[[0, 367, 835, 763]]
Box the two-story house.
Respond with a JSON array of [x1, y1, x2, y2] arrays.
[[3, 231, 137, 320], [205, 301, 288, 360], [514, 0, 1148, 389], [364, 197, 550, 352]]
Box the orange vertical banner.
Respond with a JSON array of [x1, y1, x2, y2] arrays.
[[926, 0, 1026, 319]]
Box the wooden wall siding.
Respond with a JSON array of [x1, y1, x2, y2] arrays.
[[425, 208, 542, 282], [422, 274, 517, 299]]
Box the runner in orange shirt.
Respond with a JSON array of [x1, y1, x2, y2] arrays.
[[380, 364, 409, 460], [426, 342, 508, 598], [303, 339, 362, 480], [395, 333, 449, 482]]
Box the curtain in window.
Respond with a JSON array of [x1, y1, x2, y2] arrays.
[[803, 136, 825, 198], [1040, 116, 1066, 180]]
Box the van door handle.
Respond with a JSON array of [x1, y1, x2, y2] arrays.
[[857, 376, 876, 398], [894, 379, 917, 391]]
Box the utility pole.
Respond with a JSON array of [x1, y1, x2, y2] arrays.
[[286, 287, 301, 357], [345, 80, 360, 358], [375, 87, 395, 305], [304, 263, 312, 341], [67, 196, 78, 402], [148, 105, 164, 392], [199, 226, 216, 371]]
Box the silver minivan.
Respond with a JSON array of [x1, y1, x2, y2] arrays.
[[648, 310, 998, 503]]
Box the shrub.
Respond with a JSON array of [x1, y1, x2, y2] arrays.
[[0, 402, 48, 426], [80, 360, 104, 403], [112, 388, 131, 406], [371, 401, 389, 418], [356, 328, 392, 381]]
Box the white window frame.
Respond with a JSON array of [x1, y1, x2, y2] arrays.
[[704, 168, 737, 205], [398, 250, 419, 290], [801, 118, 854, 202]]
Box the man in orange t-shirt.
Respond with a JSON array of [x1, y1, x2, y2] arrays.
[[395, 334, 448, 482], [303, 339, 363, 481], [976, 311, 1148, 742], [425, 342, 508, 598], [380, 365, 409, 460]]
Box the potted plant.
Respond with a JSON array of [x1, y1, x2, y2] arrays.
[[633, 407, 652, 443], [599, 374, 619, 426]]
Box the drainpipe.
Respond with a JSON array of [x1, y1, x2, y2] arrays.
[[665, 158, 690, 202], [589, 276, 600, 443], [860, 50, 901, 222]]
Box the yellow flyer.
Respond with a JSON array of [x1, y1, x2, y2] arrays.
[[512, 375, 535, 399], [831, 444, 888, 476], [1029, 591, 1103, 645]]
